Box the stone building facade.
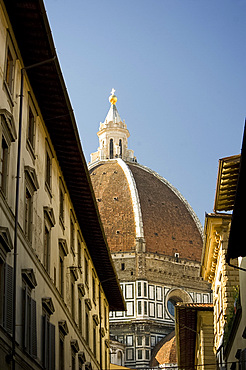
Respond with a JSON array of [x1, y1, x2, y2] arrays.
[[0, 2, 124, 370], [201, 155, 241, 368], [89, 91, 212, 368]]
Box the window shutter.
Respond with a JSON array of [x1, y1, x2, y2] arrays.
[[43, 314, 48, 368], [31, 298, 37, 358], [4, 264, 13, 333], [49, 323, 56, 370], [23, 287, 28, 349]]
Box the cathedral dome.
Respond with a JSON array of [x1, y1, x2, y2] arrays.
[[89, 90, 210, 369], [89, 159, 203, 261]]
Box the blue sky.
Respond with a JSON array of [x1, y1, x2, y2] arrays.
[[44, 0, 246, 224]]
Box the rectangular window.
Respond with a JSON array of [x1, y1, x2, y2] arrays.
[[144, 301, 147, 315], [0, 263, 13, 334], [126, 301, 134, 316], [85, 256, 88, 286], [59, 187, 65, 224], [93, 322, 97, 356], [5, 47, 14, 94], [71, 277, 75, 319], [26, 97, 36, 157], [59, 255, 64, 297], [145, 336, 150, 346], [71, 348, 76, 370], [78, 238, 81, 268], [85, 307, 89, 344], [138, 350, 142, 360], [138, 282, 141, 296], [0, 137, 8, 194], [137, 336, 142, 346], [42, 314, 55, 369], [78, 297, 82, 332], [70, 217, 75, 255], [143, 282, 147, 297], [151, 336, 156, 347], [156, 286, 162, 301], [149, 302, 155, 317], [25, 188, 32, 242], [92, 275, 96, 303], [126, 348, 134, 361], [138, 301, 142, 315], [149, 285, 155, 300], [126, 284, 134, 299], [45, 150, 51, 189], [23, 285, 37, 358], [145, 350, 150, 360], [104, 304, 107, 329], [59, 337, 64, 370], [43, 225, 50, 271], [126, 335, 133, 346]]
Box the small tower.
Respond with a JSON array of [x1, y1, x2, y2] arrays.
[[90, 89, 135, 163]]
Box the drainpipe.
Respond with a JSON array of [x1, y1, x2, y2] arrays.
[[10, 56, 56, 370]]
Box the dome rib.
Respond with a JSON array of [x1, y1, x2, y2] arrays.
[[130, 162, 203, 239], [117, 159, 144, 239]]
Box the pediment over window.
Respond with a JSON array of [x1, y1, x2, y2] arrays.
[[42, 297, 55, 315], [78, 351, 86, 364], [85, 298, 92, 311], [71, 339, 79, 353], [44, 207, 55, 227], [59, 238, 68, 256], [25, 166, 39, 191], [85, 362, 92, 370], [58, 320, 69, 336], [69, 266, 79, 281], [0, 109, 17, 143], [78, 283, 86, 297], [0, 227, 13, 260], [21, 268, 37, 289], [93, 314, 99, 326], [100, 327, 106, 337]]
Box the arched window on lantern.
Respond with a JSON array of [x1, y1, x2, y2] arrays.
[[110, 139, 113, 159], [119, 139, 122, 158]]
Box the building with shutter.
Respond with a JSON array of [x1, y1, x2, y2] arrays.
[[0, 1, 124, 369], [201, 124, 246, 370], [89, 90, 212, 369]]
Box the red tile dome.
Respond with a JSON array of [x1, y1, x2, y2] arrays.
[[89, 159, 203, 262]]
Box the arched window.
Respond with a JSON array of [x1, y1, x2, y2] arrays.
[[119, 139, 122, 158], [110, 139, 114, 159], [117, 351, 123, 366]]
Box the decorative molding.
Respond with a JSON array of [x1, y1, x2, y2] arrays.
[[42, 297, 55, 315], [93, 314, 99, 326], [69, 266, 79, 281], [71, 339, 79, 353], [58, 320, 69, 336], [85, 298, 92, 311], [78, 283, 86, 297], [59, 238, 68, 256], [0, 109, 17, 143], [78, 351, 86, 364], [25, 166, 39, 192], [44, 207, 55, 227], [0, 226, 13, 257], [21, 269, 37, 289]]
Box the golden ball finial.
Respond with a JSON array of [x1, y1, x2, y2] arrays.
[[109, 88, 117, 105]]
